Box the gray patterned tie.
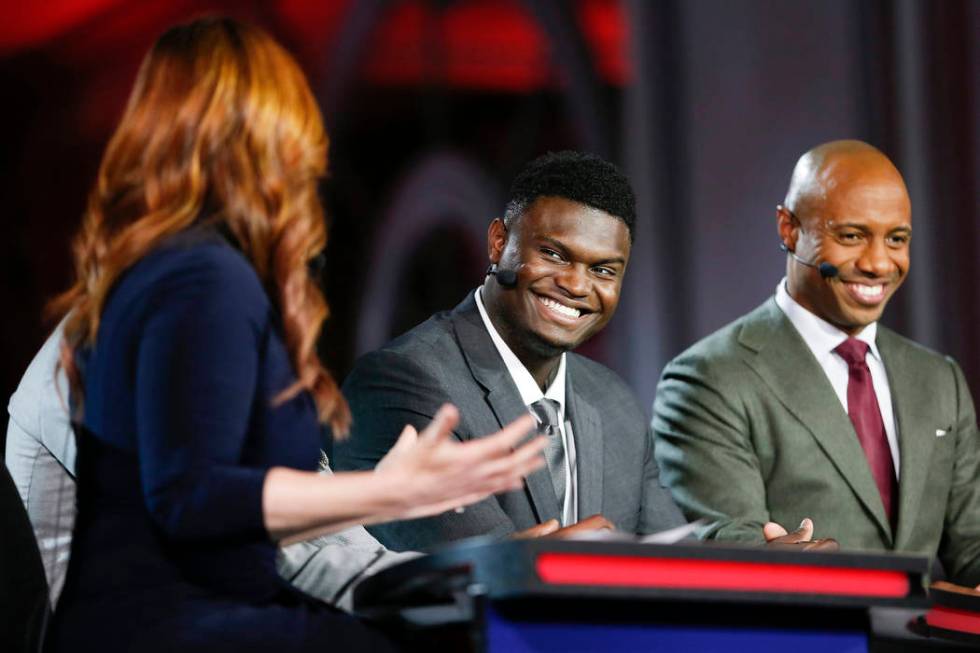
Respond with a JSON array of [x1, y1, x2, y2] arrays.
[[530, 398, 566, 511]]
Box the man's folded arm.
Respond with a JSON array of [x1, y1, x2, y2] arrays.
[[639, 424, 688, 534], [652, 357, 770, 542], [937, 358, 980, 587]]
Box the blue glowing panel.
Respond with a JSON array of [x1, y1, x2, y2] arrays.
[[485, 607, 868, 653]]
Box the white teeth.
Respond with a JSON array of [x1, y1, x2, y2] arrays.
[[539, 296, 581, 318], [849, 284, 883, 298]]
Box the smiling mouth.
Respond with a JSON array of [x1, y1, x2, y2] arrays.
[[536, 294, 584, 320], [842, 282, 886, 306]]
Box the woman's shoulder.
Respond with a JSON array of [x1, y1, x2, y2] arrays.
[[151, 227, 260, 281], [115, 227, 270, 317]]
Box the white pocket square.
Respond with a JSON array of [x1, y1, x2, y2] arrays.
[[935, 429, 947, 437]]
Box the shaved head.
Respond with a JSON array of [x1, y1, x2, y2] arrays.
[[777, 140, 912, 334], [784, 140, 910, 219]]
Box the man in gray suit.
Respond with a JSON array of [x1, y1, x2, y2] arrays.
[[654, 140, 980, 585], [334, 152, 689, 551]]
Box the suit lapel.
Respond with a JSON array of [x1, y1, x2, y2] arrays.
[[739, 300, 893, 542], [450, 293, 562, 524], [878, 328, 935, 548], [565, 365, 603, 519]]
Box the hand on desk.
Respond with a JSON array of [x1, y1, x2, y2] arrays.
[[929, 580, 980, 596], [513, 519, 561, 539], [548, 514, 617, 538], [513, 514, 616, 540], [763, 518, 839, 551]]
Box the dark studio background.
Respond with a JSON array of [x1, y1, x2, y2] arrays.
[[0, 0, 976, 455]]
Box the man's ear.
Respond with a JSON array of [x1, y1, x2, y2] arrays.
[[776, 205, 799, 252], [487, 218, 508, 264]]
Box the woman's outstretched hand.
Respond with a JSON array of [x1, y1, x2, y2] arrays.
[[375, 404, 545, 520], [264, 404, 544, 545]]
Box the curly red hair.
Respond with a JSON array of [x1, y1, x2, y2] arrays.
[[50, 17, 351, 435]]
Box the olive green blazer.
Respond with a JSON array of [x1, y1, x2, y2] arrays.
[[653, 299, 980, 585]]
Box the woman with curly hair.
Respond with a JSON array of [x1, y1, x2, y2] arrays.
[[46, 17, 544, 651]]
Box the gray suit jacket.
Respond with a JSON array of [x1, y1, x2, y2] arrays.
[[275, 461, 421, 612], [6, 320, 75, 605], [654, 298, 980, 585], [334, 292, 685, 551], [5, 322, 410, 612]]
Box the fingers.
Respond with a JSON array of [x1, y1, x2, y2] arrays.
[[766, 518, 835, 551], [538, 519, 561, 536], [394, 410, 546, 522], [468, 414, 538, 456], [802, 538, 839, 552], [374, 423, 418, 473], [463, 436, 545, 500], [418, 404, 460, 444], [549, 514, 617, 539], [406, 494, 482, 520], [513, 519, 560, 539], [419, 413, 539, 472], [468, 435, 547, 484], [470, 419, 547, 478], [793, 517, 814, 542], [431, 436, 544, 511], [509, 434, 548, 468], [763, 521, 789, 541], [930, 581, 980, 597], [772, 518, 813, 544], [576, 514, 615, 531], [395, 411, 542, 520], [390, 424, 418, 455]]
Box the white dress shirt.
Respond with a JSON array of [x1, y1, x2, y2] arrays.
[[475, 286, 578, 525], [775, 280, 900, 476]]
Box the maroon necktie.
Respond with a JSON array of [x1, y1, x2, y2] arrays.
[[834, 337, 898, 526]]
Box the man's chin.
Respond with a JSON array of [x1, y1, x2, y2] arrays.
[[525, 330, 581, 358], [830, 308, 885, 334], [848, 300, 891, 325], [819, 295, 888, 332]]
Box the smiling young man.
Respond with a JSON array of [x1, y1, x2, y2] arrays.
[[333, 151, 687, 551], [653, 140, 980, 585]]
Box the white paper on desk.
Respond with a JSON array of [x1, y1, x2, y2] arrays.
[[563, 529, 640, 542], [638, 519, 706, 544]]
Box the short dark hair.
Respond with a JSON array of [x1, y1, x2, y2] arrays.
[[503, 151, 636, 241]]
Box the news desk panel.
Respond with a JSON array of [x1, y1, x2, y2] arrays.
[[355, 538, 975, 652]]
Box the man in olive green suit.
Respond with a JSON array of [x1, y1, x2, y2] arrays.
[[653, 140, 980, 586]]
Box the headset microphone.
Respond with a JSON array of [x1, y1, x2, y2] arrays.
[[815, 261, 839, 279], [779, 244, 839, 279], [486, 264, 519, 288]]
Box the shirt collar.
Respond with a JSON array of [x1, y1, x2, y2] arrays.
[[475, 286, 567, 415], [775, 279, 880, 361]]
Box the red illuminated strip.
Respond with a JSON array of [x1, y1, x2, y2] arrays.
[[536, 553, 910, 598], [926, 606, 980, 635]]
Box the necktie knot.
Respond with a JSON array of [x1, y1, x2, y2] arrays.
[[835, 337, 870, 367], [530, 398, 562, 436]]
